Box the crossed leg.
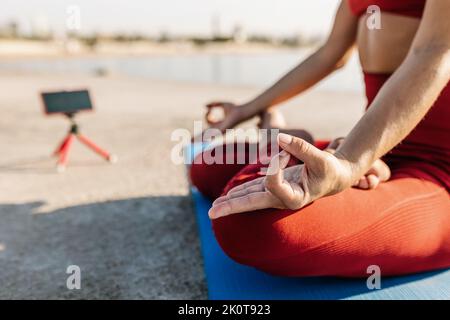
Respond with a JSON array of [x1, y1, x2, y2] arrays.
[[190, 143, 450, 277]]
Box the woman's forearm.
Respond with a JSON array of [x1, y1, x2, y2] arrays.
[[336, 48, 450, 182], [244, 46, 351, 115], [242, 1, 357, 117]]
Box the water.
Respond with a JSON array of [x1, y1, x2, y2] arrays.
[[0, 49, 364, 92]]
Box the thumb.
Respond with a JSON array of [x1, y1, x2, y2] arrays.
[[277, 133, 324, 167]]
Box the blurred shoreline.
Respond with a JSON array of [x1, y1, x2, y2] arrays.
[[0, 39, 319, 60], [0, 41, 362, 93]]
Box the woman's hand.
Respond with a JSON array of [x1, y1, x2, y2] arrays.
[[205, 102, 251, 133], [192, 102, 254, 142], [326, 137, 391, 190], [208, 133, 355, 219]]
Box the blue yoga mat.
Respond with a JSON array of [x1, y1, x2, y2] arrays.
[[186, 143, 450, 300]]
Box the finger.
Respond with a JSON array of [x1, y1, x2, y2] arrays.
[[208, 192, 277, 219], [371, 160, 391, 182], [213, 184, 265, 205], [265, 150, 290, 176], [225, 177, 264, 195], [366, 174, 380, 189], [206, 102, 224, 108], [206, 108, 219, 125], [354, 175, 380, 190], [357, 177, 369, 189], [277, 133, 324, 168], [205, 103, 226, 124], [227, 183, 265, 198], [264, 151, 298, 207]]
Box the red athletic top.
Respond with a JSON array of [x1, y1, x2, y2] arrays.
[[348, 0, 426, 18]]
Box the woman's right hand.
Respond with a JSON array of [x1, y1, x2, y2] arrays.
[[205, 102, 249, 133], [193, 102, 254, 142]]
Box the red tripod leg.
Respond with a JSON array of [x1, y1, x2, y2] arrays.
[[57, 134, 75, 172], [77, 134, 114, 161], [53, 134, 71, 156]]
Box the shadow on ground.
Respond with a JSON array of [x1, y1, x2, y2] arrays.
[[0, 155, 110, 175], [0, 195, 207, 299]]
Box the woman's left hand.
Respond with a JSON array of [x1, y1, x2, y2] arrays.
[[208, 133, 355, 219], [326, 137, 391, 190]]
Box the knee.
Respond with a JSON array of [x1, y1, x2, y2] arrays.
[[211, 210, 304, 275], [212, 213, 264, 268], [190, 151, 241, 199], [189, 154, 219, 199], [211, 205, 351, 277]]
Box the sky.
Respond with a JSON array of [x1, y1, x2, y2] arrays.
[[1, 0, 341, 37]]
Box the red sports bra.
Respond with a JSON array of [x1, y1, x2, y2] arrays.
[[348, 0, 426, 18]]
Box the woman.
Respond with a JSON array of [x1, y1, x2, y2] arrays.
[[190, 0, 450, 277]]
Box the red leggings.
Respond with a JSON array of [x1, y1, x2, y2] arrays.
[[190, 142, 450, 277]]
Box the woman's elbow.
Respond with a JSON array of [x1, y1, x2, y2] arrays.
[[334, 57, 350, 70], [319, 43, 355, 72]]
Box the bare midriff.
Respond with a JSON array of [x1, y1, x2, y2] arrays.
[[357, 12, 420, 73]]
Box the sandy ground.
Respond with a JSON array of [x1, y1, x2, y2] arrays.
[[0, 72, 364, 299]]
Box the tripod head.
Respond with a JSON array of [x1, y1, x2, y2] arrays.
[[64, 112, 79, 134], [64, 112, 77, 119]]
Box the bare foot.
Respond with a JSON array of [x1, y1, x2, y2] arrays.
[[258, 108, 287, 130]]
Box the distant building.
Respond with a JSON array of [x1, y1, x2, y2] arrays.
[[232, 24, 247, 44]]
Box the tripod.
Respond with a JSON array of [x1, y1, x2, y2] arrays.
[[53, 113, 117, 172]]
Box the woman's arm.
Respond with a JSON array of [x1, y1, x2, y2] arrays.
[[243, 1, 358, 116], [203, 1, 358, 134], [208, 0, 450, 218], [335, 0, 450, 182]]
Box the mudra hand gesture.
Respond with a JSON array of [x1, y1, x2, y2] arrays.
[[204, 102, 245, 133], [192, 102, 251, 142], [209, 133, 355, 219], [209, 132, 391, 219]]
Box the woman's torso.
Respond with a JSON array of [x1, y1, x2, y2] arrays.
[[350, 1, 450, 191], [357, 12, 420, 73]]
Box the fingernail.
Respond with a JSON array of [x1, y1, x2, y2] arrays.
[[278, 133, 292, 145]]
